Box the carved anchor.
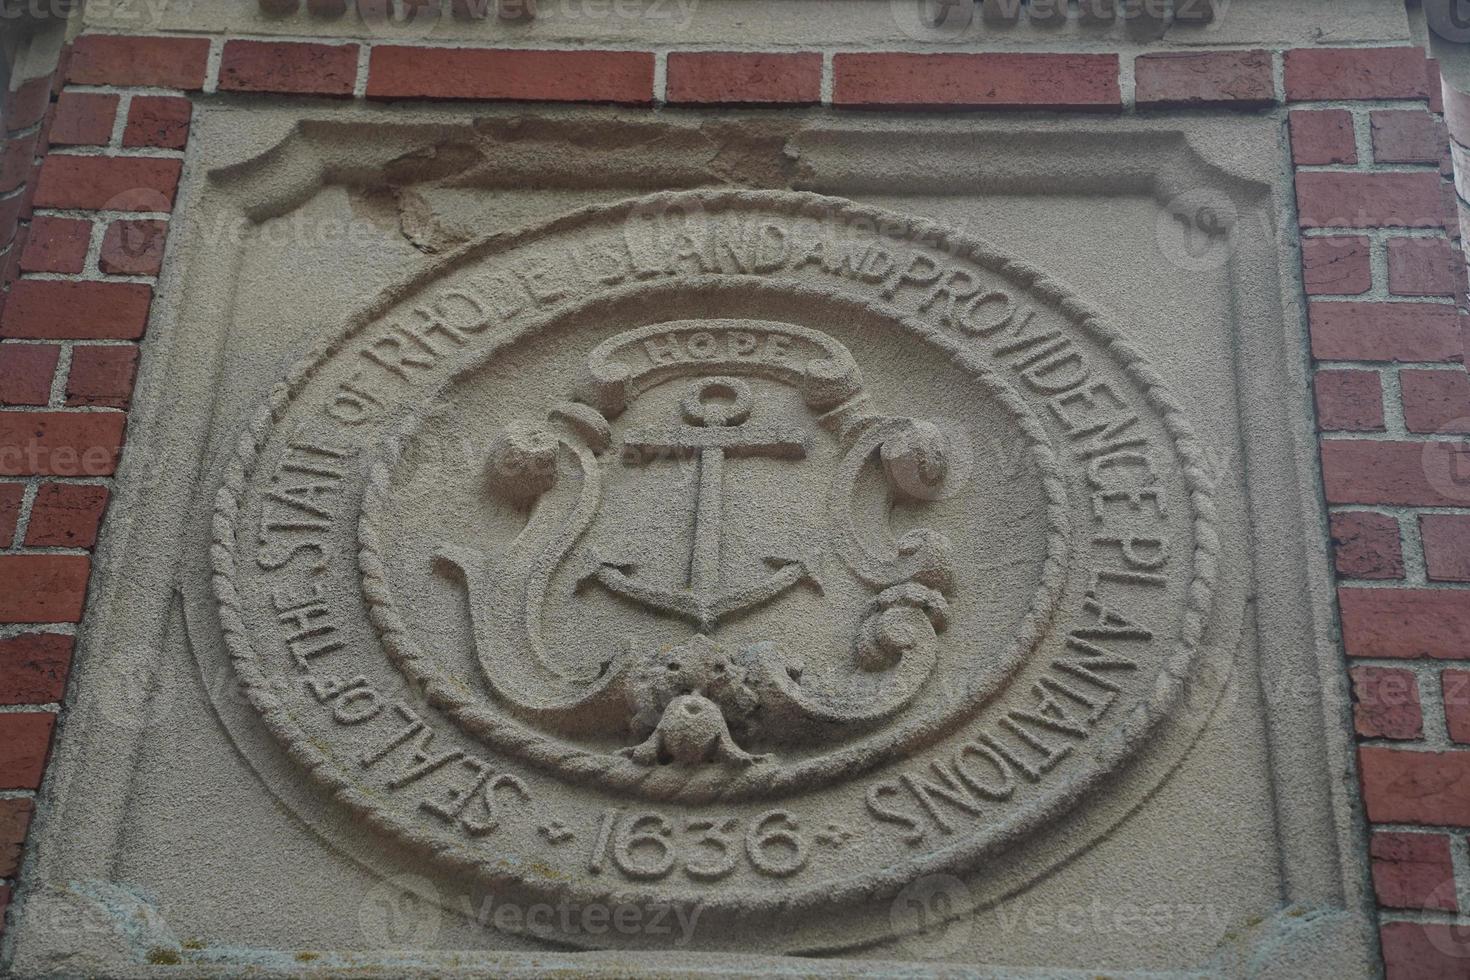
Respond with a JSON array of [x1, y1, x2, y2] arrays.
[[582, 377, 820, 632]]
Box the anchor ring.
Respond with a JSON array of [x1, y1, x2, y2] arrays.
[[681, 376, 753, 428]]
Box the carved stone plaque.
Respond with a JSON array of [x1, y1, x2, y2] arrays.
[[213, 189, 1216, 950], [10, 108, 1372, 975]]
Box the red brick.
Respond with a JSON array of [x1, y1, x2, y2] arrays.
[[1314, 370, 1384, 432], [1360, 746, 1470, 825], [0, 343, 59, 406], [0, 132, 37, 194], [1402, 368, 1470, 435], [1285, 47, 1429, 102], [1372, 109, 1447, 165], [0, 797, 33, 877], [19, 216, 90, 274], [0, 412, 126, 477], [0, 482, 21, 547], [98, 218, 165, 277], [1324, 439, 1470, 507], [1371, 832, 1457, 911], [832, 52, 1120, 111], [48, 92, 117, 147], [218, 40, 358, 97], [1387, 237, 1465, 298], [0, 280, 152, 340], [0, 633, 72, 705], [1301, 236, 1370, 296], [65, 345, 138, 409], [1134, 50, 1273, 109], [1350, 666, 1422, 738], [666, 52, 821, 106], [1421, 514, 1470, 582], [367, 47, 654, 105], [0, 552, 90, 623], [1308, 302, 1463, 363], [1428, 57, 1446, 113], [1289, 109, 1356, 165], [1330, 511, 1402, 578], [1295, 172, 1442, 229], [67, 34, 210, 90], [24, 483, 108, 548], [1340, 587, 1470, 659], [1445, 669, 1470, 743], [1381, 921, 1470, 979], [0, 712, 55, 789], [4, 75, 53, 134], [122, 96, 192, 151], [34, 155, 180, 213]]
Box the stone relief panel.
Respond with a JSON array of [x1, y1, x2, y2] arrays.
[[213, 189, 1217, 949], [9, 110, 1369, 974]]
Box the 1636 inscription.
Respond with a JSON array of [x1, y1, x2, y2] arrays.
[[212, 191, 1219, 951]]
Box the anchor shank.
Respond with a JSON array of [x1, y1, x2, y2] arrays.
[[691, 445, 725, 602], [607, 377, 810, 632]]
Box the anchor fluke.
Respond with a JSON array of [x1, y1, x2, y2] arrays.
[[584, 554, 820, 633]]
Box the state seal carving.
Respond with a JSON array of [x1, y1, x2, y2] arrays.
[[213, 190, 1220, 951]]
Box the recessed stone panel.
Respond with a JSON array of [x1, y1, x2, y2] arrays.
[[9, 106, 1373, 976]]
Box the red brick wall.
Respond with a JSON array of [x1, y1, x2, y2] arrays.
[[0, 36, 182, 933], [1, 16, 1468, 978], [0, 56, 67, 937], [1288, 47, 1470, 980]]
